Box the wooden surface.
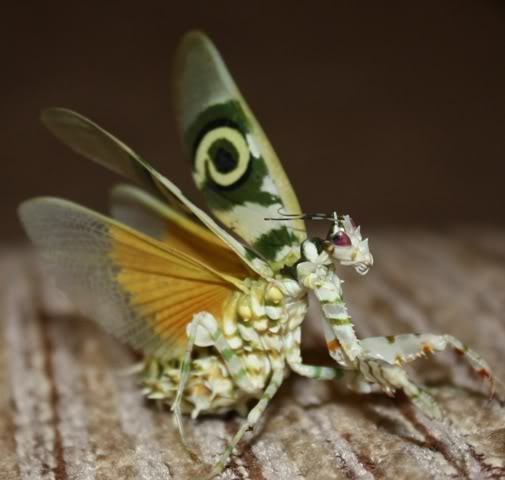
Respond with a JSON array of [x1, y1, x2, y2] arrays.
[[1, 231, 505, 480]]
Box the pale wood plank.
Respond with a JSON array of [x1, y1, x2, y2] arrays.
[[2, 234, 505, 479]]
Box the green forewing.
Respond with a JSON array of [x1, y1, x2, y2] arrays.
[[174, 31, 306, 268]]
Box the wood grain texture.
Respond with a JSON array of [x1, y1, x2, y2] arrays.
[[1, 231, 505, 480]]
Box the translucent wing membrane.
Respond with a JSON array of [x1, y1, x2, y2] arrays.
[[174, 31, 306, 268], [41, 109, 170, 200], [41, 108, 272, 278], [19, 197, 242, 359], [110, 184, 252, 279]]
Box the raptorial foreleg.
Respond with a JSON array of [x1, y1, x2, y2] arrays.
[[355, 356, 443, 418], [360, 333, 496, 393], [314, 297, 445, 418]]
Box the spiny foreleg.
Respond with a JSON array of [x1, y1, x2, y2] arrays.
[[322, 317, 494, 417], [356, 356, 443, 418], [317, 298, 443, 417], [360, 333, 496, 395], [299, 258, 497, 417]]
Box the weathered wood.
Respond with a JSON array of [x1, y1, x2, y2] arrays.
[[1, 231, 505, 479]]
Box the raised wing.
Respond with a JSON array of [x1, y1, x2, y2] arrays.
[[109, 183, 252, 279], [19, 197, 244, 359], [41, 108, 273, 278], [174, 31, 307, 268]]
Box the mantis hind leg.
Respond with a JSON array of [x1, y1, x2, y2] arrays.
[[172, 311, 260, 442], [206, 367, 285, 479]]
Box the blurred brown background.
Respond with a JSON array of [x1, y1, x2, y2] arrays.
[[2, 1, 505, 241]]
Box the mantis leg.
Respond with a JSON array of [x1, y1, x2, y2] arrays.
[[351, 332, 497, 419], [207, 367, 285, 479], [298, 246, 496, 419], [360, 333, 496, 393], [172, 311, 258, 443], [356, 357, 443, 418], [285, 327, 345, 380], [318, 311, 444, 417], [289, 362, 344, 380]]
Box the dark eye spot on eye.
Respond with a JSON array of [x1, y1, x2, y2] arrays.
[[209, 139, 239, 173], [332, 230, 352, 247]]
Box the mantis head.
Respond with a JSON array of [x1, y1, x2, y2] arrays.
[[323, 213, 373, 275]]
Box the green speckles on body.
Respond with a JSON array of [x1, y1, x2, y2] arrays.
[[222, 348, 235, 361]]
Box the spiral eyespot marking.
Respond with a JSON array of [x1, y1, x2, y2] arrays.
[[194, 126, 251, 188]]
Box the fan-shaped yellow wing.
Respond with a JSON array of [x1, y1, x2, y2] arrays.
[[109, 184, 252, 280], [19, 197, 246, 359]]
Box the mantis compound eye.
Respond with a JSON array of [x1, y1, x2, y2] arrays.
[[332, 230, 352, 247]]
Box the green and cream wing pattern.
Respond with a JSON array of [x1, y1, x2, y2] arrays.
[[174, 31, 306, 269]]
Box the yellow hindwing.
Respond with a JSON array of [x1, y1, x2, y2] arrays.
[[19, 196, 248, 359]]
